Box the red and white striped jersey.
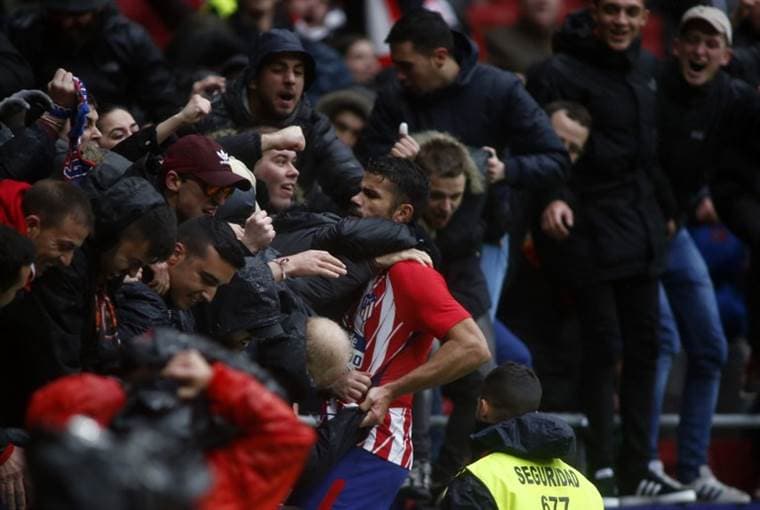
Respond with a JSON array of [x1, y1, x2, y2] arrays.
[[340, 261, 470, 467]]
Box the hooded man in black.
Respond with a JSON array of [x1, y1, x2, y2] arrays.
[[0, 176, 176, 428], [527, 0, 694, 505], [196, 28, 362, 213]]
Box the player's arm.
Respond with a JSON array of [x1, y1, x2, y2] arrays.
[[360, 317, 490, 427]]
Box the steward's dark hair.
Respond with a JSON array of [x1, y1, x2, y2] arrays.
[[385, 8, 454, 54], [545, 101, 593, 130], [482, 362, 542, 421], [0, 224, 35, 293], [122, 206, 178, 262], [365, 156, 430, 220], [177, 216, 246, 270], [22, 180, 94, 230]]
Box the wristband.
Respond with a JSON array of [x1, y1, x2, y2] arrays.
[[276, 257, 289, 280]]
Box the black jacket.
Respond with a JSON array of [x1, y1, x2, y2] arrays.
[[6, 6, 181, 122], [0, 31, 34, 100], [423, 183, 491, 319], [442, 413, 576, 510], [711, 147, 760, 250], [658, 63, 760, 224], [270, 209, 419, 319], [527, 10, 670, 285], [195, 30, 362, 212], [0, 177, 168, 427], [356, 30, 569, 191]]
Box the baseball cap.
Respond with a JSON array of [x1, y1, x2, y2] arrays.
[[162, 135, 251, 191], [680, 6, 732, 45]]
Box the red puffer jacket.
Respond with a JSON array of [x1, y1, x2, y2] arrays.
[[26, 363, 316, 510]]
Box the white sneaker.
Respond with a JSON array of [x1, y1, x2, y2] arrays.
[[685, 465, 751, 503], [648, 460, 685, 490]]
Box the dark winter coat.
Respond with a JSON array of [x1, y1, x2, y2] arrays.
[[441, 413, 576, 510], [6, 6, 181, 122], [658, 63, 760, 224], [0, 31, 34, 100], [0, 177, 168, 427], [270, 209, 420, 319], [196, 251, 314, 403], [195, 29, 362, 212], [527, 10, 670, 285], [356, 30, 569, 191], [711, 147, 760, 250]]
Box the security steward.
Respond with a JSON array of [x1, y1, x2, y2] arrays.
[[441, 362, 603, 509]]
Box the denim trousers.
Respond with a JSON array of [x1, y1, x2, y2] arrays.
[[650, 228, 728, 482], [480, 234, 510, 321]]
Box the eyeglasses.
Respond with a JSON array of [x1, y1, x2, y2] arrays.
[[181, 175, 235, 203]]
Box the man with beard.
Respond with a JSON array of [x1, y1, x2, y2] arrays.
[[196, 28, 362, 213], [291, 157, 491, 509], [6, 0, 181, 122]]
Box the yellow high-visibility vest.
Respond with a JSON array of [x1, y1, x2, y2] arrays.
[[466, 452, 604, 510]]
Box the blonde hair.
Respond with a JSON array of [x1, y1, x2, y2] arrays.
[[305, 317, 352, 388]]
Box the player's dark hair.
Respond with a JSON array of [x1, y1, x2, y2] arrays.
[[365, 156, 430, 220]]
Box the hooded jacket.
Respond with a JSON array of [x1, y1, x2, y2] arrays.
[[442, 413, 603, 510], [356, 29, 569, 192], [0, 176, 168, 427], [196, 29, 362, 212], [527, 10, 671, 285]]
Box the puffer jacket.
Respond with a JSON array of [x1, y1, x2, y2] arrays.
[[527, 9, 670, 285], [195, 29, 362, 212], [356, 28, 569, 192], [7, 5, 181, 122]]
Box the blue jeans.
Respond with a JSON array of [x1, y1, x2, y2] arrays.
[[480, 234, 510, 321], [650, 228, 728, 482]]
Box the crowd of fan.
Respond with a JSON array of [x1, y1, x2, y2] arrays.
[[0, 0, 759, 508]]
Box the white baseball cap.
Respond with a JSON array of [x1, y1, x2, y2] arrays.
[[680, 6, 732, 45]]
